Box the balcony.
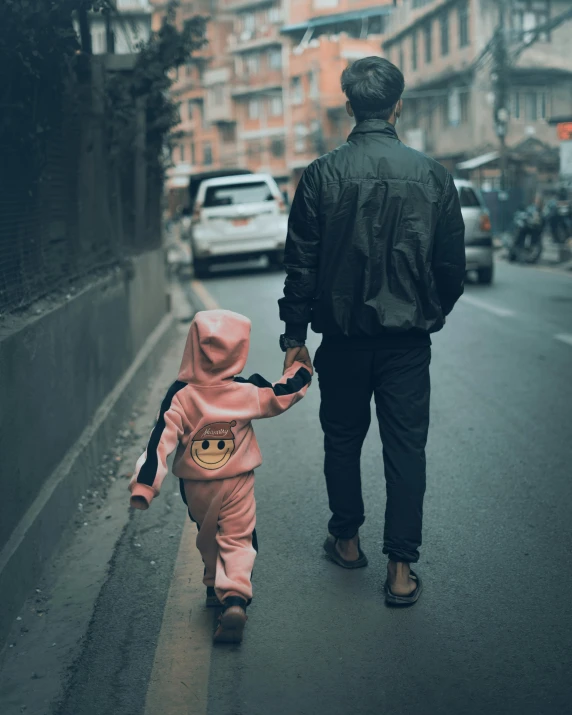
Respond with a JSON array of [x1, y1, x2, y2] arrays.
[[228, 26, 282, 53], [221, 0, 278, 11], [231, 70, 283, 97]]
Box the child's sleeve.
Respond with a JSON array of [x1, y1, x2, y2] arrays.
[[235, 362, 312, 419], [128, 381, 186, 510]]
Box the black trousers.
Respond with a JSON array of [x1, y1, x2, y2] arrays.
[[314, 341, 431, 564]]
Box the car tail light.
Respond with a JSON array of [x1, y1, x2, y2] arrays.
[[479, 213, 491, 232], [277, 197, 286, 213]]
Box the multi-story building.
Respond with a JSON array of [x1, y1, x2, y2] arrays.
[[160, 0, 396, 197], [383, 0, 572, 192], [87, 0, 154, 54], [282, 0, 394, 185]]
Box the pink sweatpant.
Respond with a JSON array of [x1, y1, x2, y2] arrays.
[[182, 472, 256, 603]]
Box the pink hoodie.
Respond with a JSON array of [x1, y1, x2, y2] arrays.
[[129, 310, 311, 509]]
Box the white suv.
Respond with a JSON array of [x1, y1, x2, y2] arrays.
[[190, 173, 288, 277]]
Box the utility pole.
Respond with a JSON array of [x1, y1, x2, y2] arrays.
[[491, 0, 510, 194], [491, 0, 510, 231]]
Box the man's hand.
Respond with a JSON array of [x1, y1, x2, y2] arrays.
[[283, 345, 313, 375]]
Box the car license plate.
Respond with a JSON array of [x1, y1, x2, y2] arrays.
[[232, 218, 250, 227]]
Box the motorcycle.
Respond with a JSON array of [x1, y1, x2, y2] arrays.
[[507, 205, 544, 264], [545, 198, 571, 245]]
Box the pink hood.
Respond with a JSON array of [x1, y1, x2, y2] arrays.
[[177, 310, 251, 385]]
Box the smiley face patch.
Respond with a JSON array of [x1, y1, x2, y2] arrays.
[[191, 421, 237, 470]]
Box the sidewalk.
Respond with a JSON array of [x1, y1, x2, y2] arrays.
[[0, 284, 195, 715]]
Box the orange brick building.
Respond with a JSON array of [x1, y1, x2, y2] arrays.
[[156, 0, 396, 199]]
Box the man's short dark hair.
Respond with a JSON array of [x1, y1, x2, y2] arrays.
[[341, 56, 405, 123]]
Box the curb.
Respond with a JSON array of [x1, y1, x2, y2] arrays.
[[0, 310, 177, 647]]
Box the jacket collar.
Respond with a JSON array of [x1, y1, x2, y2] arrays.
[[348, 119, 398, 140]]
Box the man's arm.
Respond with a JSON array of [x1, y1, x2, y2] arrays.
[[278, 163, 321, 343], [432, 172, 466, 317]]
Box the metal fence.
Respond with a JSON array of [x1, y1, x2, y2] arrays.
[[0, 60, 162, 317]]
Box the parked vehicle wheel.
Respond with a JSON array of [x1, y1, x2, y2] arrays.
[[478, 265, 494, 285], [268, 250, 285, 271], [193, 258, 210, 279]]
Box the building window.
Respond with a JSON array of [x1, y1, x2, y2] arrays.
[[203, 143, 213, 166], [242, 13, 256, 35], [268, 7, 281, 24], [268, 48, 282, 70], [513, 91, 521, 119], [540, 91, 549, 119], [269, 94, 283, 117], [220, 124, 236, 143], [211, 85, 224, 106], [411, 31, 418, 71], [245, 53, 260, 76], [295, 124, 306, 153], [179, 144, 186, 163], [440, 12, 449, 56], [458, 1, 470, 48], [187, 100, 194, 121], [441, 98, 449, 128], [513, 89, 550, 121], [309, 70, 319, 99], [424, 21, 432, 64], [313, 0, 339, 9], [271, 138, 285, 157], [92, 25, 107, 54], [398, 43, 404, 70], [460, 91, 470, 124], [190, 142, 196, 165], [511, 0, 550, 43], [525, 91, 538, 121], [248, 98, 260, 119], [291, 76, 304, 105]]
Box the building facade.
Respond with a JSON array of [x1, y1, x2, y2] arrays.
[[157, 0, 396, 196], [384, 0, 572, 190]]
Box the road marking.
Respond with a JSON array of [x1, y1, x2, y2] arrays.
[[144, 520, 213, 715], [190, 280, 219, 311], [555, 333, 572, 347], [143, 282, 222, 715], [460, 294, 516, 318]]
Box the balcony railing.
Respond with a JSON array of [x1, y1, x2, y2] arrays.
[[228, 25, 282, 52]]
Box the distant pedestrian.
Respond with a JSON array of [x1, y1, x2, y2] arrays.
[[278, 57, 465, 606], [129, 310, 311, 642]]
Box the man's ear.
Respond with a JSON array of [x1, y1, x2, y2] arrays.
[[395, 98, 403, 119], [346, 100, 354, 118]]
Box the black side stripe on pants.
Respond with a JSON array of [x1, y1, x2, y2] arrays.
[[137, 380, 187, 486], [233, 367, 311, 395]]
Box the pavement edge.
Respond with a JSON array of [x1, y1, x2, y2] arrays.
[[0, 308, 178, 648]]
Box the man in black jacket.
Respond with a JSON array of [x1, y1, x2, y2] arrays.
[[278, 57, 466, 606]]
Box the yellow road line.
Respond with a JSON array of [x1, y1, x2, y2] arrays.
[[143, 521, 213, 715], [191, 280, 220, 310]]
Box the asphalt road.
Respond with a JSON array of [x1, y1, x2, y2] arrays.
[[2, 258, 572, 715]]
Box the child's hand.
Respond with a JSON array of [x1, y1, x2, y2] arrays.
[[130, 495, 150, 511], [283, 346, 313, 375]]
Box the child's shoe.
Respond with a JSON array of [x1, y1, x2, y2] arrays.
[[213, 597, 248, 644], [206, 586, 221, 608]]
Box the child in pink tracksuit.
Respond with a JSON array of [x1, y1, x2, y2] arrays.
[[129, 309, 311, 643]]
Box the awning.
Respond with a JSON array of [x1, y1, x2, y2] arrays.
[[281, 6, 392, 35], [456, 151, 500, 171]]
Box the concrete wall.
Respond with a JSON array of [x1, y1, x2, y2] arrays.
[[0, 249, 173, 646]]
